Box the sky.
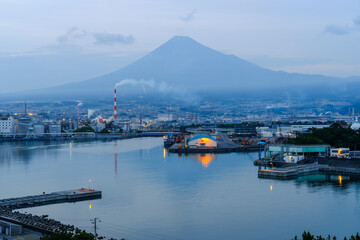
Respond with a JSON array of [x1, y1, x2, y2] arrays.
[[0, 0, 360, 93]]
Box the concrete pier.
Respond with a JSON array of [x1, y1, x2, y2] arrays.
[[258, 164, 328, 179], [0, 188, 101, 209], [0, 188, 101, 235]]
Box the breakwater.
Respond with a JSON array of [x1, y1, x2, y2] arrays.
[[0, 188, 101, 234], [0, 208, 80, 234]]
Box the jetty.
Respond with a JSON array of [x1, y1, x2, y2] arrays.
[[258, 161, 360, 179], [0, 188, 101, 235], [258, 164, 328, 179], [0, 188, 101, 210]]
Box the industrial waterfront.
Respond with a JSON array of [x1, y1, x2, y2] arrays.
[[1, 137, 360, 239]]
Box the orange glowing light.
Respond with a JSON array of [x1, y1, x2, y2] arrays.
[[200, 138, 210, 142], [163, 148, 166, 159], [89, 204, 92, 210], [193, 154, 216, 168], [338, 149, 342, 154], [89, 179, 92, 183], [339, 175, 342, 185], [270, 185, 273, 191]]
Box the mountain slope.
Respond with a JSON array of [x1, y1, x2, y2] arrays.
[[7, 36, 360, 99]]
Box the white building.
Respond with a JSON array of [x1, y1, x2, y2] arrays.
[[256, 127, 273, 138], [0, 115, 15, 135], [157, 114, 173, 122]]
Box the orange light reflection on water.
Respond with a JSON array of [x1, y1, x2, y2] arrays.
[[193, 154, 216, 168]]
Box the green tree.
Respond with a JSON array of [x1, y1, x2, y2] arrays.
[[72, 231, 95, 240], [40, 232, 73, 240], [73, 126, 95, 132]]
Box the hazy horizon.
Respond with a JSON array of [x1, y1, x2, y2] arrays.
[[1, 0, 360, 93]]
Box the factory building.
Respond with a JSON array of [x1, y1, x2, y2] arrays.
[[256, 127, 273, 138], [33, 124, 45, 137], [267, 144, 331, 163], [234, 126, 257, 137], [16, 117, 31, 137], [90, 122, 106, 132], [49, 124, 61, 137], [188, 134, 217, 148], [351, 117, 360, 130], [290, 124, 330, 134], [0, 114, 15, 135]]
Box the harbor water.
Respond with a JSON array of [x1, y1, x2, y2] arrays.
[[1, 137, 360, 240]]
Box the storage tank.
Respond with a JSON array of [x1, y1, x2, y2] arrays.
[[49, 124, 61, 137], [33, 124, 45, 137], [16, 117, 31, 137]]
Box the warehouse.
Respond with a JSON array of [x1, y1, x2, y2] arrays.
[[188, 134, 217, 149]]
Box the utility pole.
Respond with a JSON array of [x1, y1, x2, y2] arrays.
[[90, 218, 100, 240]]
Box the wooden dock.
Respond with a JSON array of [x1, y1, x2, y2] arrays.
[[0, 188, 102, 209], [258, 164, 329, 179]]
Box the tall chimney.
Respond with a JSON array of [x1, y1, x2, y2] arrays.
[[114, 88, 117, 119]]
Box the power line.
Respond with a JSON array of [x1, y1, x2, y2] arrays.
[[90, 217, 101, 240]]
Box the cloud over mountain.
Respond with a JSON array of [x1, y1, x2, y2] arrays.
[[57, 27, 135, 46]]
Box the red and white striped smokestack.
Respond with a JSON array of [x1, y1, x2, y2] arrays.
[[114, 88, 117, 119]]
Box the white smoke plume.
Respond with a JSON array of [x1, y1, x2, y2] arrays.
[[77, 102, 83, 107], [93, 115, 102, 122], [114, 79, 155, 93], [88, 109, 96, 118], [114, 78, 200, 103], [106, 116, 114, 122]]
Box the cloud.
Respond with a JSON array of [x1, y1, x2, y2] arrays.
[[57, 27, 87, 43], [180, 9, 197, 22], [354, 16, 360, 26], [92, 33, 135, 45], [324, 24, 349, 35], [57, 27, 135, 46]]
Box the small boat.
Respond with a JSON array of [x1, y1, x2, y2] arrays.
[[163, 135, 175, 148]]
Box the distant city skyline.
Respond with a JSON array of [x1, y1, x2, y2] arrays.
[[1, 0, 360, 93]]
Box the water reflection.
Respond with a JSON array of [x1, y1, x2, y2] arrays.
[[191, 153, 217, 168], [0, 141, 63, 165], [4, 139, 360, 240], [295, 174, 356, 190], [114, 141, 118, 177]]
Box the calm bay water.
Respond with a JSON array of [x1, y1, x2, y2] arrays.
[[1, 137, 360, 240]]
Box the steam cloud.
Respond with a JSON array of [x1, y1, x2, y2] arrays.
[[88, 109, 96, 118], [114, 78, 200, 103], [114, 79, 154, 93], [93, 115, 103, 122]]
